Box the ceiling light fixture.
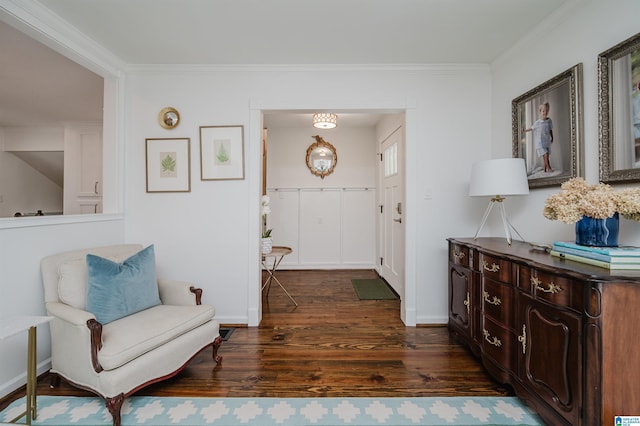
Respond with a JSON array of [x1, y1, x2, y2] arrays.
[[313, 113, 338, 129]]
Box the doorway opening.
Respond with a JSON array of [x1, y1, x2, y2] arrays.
[[259, 110, 406, 324]]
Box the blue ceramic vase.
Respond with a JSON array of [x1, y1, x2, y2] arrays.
[[575, 213, 619, 247]]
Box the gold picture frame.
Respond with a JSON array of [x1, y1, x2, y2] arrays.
[[145, 138, 191, 192], [199, 125, 245, 180], [512, 64, 584, 188], [598, 31, 640, 183]]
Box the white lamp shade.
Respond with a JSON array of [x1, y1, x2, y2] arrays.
[[469, 158, 529, 197]]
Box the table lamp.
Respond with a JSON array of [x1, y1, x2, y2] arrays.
[[469, 158, 529, 245]]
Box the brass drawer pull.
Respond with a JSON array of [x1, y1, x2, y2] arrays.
[[483, 291, 501, 306], [531, 276, 562, 294], [453, 250, 465, 261], [463, 292, 470, 315], [518, 324, 526, 354], [483, 329, 502, 347], [482, 261, 500, 272]]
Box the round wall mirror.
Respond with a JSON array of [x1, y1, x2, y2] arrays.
[[158, 107, 180, 129], [306, 135, 337, 179]]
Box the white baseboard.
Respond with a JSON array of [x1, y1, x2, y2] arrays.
[[0, 358, 51, 400], [266, 263, 377, 270], [215, 316, 249, 326], [416, 314, 448, 325]]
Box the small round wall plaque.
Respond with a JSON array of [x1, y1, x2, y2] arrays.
[[158, 107, 180, 129]]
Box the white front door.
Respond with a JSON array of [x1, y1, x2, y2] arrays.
[[379, 126, 405, 297]]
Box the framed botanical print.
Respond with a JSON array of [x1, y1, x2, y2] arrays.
[[199, 125, 245, 180], [145, 138, 191, 192]]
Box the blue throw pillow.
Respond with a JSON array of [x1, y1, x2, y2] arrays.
[[86, 245, 161, 324]]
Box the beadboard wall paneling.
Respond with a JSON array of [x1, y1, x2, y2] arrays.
[[299, 189, 342, 265], [267, 188, 375, 269], [267, 189, 300, 264], [342, 188, 376, 264]]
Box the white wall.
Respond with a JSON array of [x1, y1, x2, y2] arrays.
[[0, 1, 127, 399], [4, 0, 636, 402], [490, 0, 640, 247], [123, 65, 492, 326], [0, 124, 104, 217], [266, 125, 377, 268], [0, 127, 64, 217], [0, 218, 125, 397], [2, 127, 64, 151], [267, 126, 377, 189], [0, 151, 63, 217]]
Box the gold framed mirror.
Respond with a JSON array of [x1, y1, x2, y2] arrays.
[[158, 107, 180, 129], [306, 135, 337, 179]]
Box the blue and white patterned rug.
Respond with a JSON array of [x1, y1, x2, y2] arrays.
[[1, 396, 543, 425]]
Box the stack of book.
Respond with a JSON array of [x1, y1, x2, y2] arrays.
[[550, 241, 640, 269]]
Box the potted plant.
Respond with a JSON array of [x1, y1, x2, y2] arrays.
[[543, 177, 640, 246]]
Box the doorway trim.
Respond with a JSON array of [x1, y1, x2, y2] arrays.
[[248, 100, 417, 326]]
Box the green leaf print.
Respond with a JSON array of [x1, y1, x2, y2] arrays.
[[216, 143, 229, 163], [161, 154, 176, 172]]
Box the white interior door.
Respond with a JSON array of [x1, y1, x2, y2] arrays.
[[379, 126, 405, 296]]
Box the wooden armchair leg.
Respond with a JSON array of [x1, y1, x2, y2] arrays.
[[213, 336, 223, 364], [106, 393, 125, 426]]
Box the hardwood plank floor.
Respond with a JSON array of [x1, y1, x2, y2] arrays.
[[0, 269, 511, 410]]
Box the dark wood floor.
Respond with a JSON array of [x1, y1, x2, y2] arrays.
[[1, 269, 511, 410]]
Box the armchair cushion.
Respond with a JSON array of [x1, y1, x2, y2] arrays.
[[57, 246, 142, 310], [58, 258, 89, 309], [98, 304, 215, 370], [86, 245, 161, 324]]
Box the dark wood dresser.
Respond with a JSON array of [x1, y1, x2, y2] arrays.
[[448, 237, 640, 426]]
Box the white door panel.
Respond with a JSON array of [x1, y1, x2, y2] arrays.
[[379, 127, 405, 296]]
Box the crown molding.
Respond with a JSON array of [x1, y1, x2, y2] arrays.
[[125, 63, 490, 75], [0, 0, 125, 77]]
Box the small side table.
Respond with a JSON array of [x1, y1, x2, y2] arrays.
[[0, 316, 53, 425], [262, 246, 297, 306]]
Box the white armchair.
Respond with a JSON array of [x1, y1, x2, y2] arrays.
[[41, 244, 221, 426]]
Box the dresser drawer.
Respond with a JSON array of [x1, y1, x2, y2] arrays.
[[450, 243, 470, 268], [482, 278, 514, 327], [482, 316, 513, 372], [479, 253, 511, 283], [523, 268, 583, 312]]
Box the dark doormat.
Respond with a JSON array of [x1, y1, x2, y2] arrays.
[[351, 278, 399, 300], [219, 327, 235, 341]]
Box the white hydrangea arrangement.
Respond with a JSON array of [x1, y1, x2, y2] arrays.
[[543, 177, 640, 223]]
